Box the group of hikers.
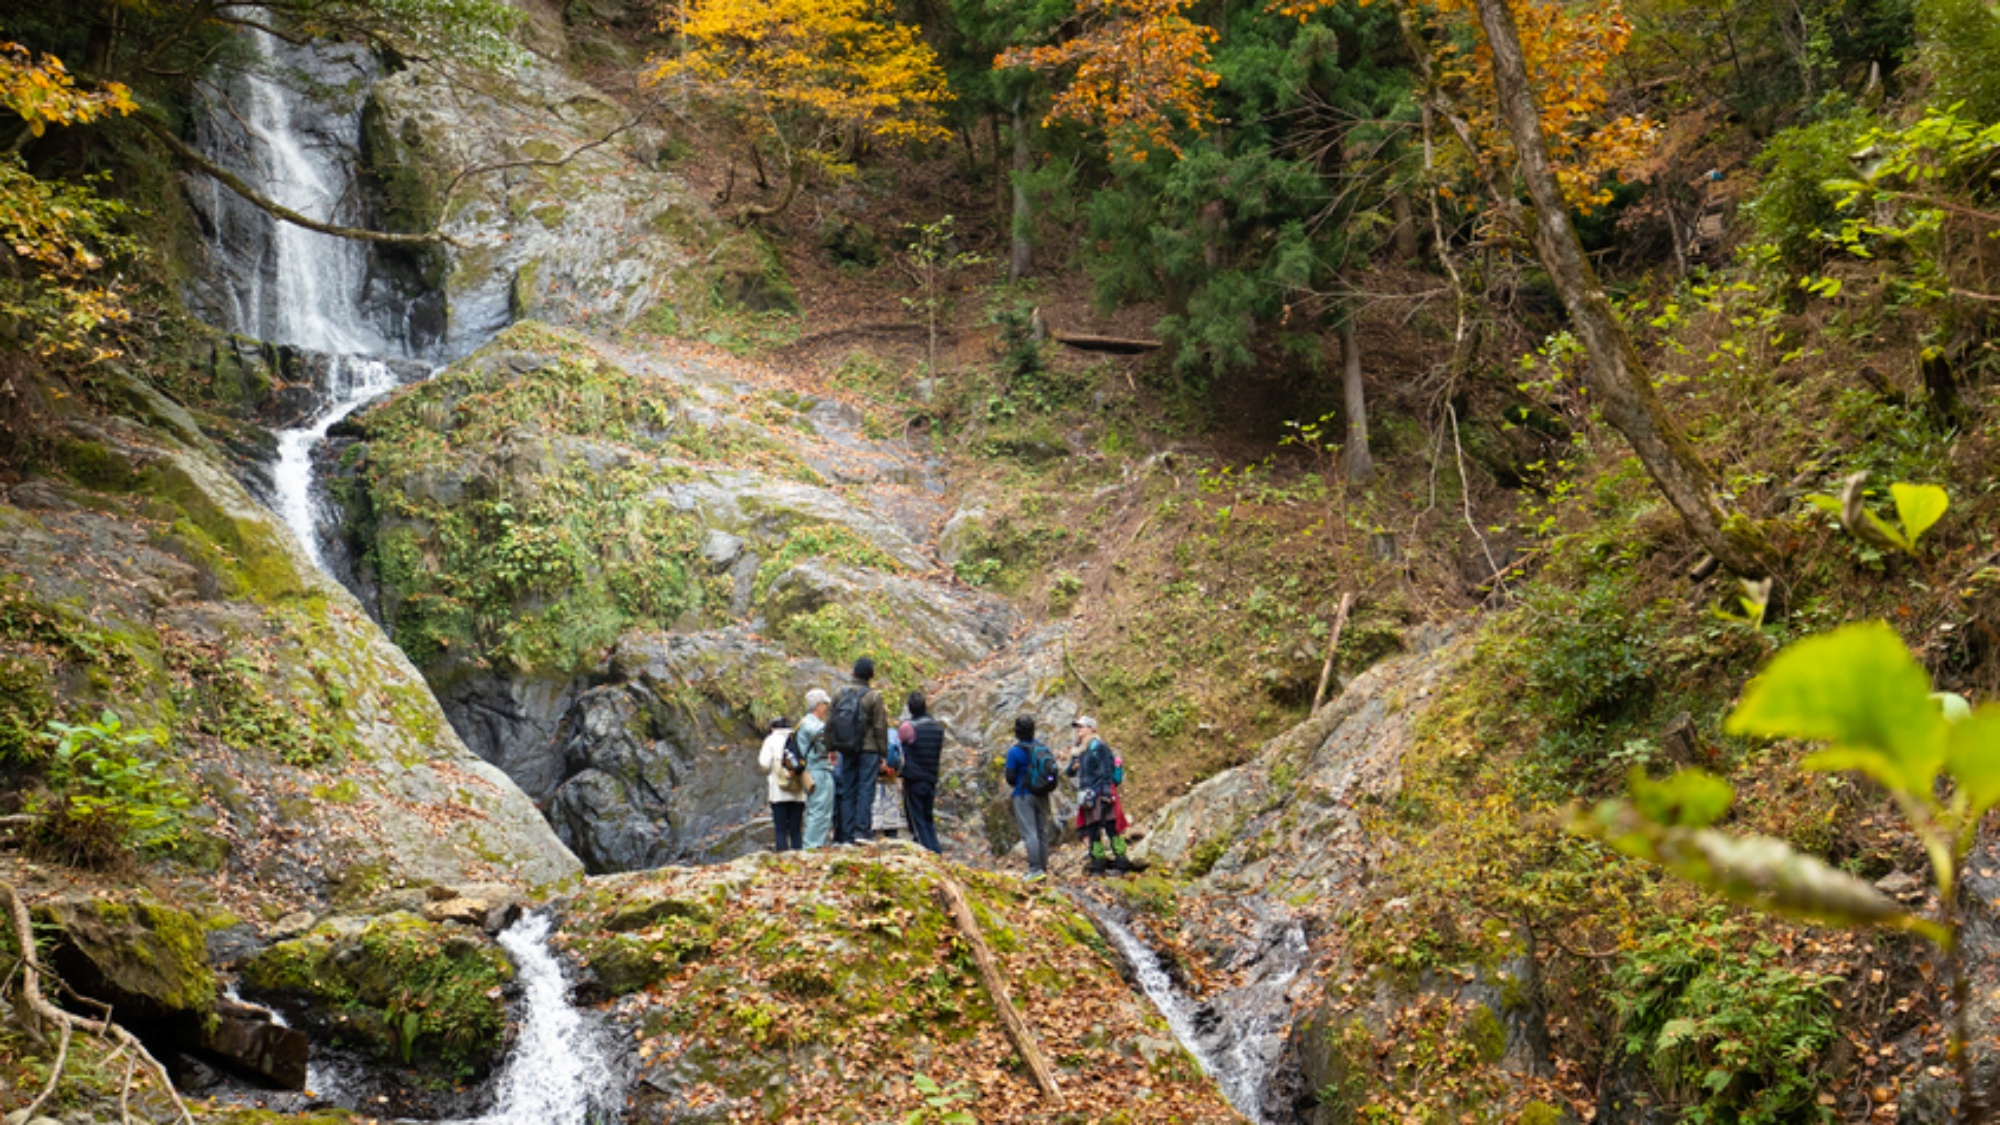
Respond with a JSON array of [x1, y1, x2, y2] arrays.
[[756, 656, 1139, 880]]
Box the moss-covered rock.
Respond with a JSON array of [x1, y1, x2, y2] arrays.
[[0, 365, 582, 905], [32, 894, 217, 1023], [557, 850, 1240, 1122], [243, 913, 514, 1078]]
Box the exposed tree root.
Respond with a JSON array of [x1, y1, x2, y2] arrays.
[[0, 882, 196, 1125]]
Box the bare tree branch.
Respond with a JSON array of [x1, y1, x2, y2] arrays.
[[138, 114, 458, 247]]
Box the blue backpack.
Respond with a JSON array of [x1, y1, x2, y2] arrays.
[[882, 728, 905, 778], [1027, 741, 1060, 795]]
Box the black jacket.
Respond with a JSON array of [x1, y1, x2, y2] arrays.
[[902, 716, 946, 785]]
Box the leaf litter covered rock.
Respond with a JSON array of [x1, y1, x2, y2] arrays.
[[557, 845, 1244, 1122]]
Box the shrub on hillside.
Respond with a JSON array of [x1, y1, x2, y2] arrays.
[[1747, 110, 1876, 268]]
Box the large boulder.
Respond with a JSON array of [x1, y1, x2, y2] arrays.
[[32, 895, 218, 1026], [557, 850, 1245, 1122], [242, 912, 514, 1110], [0, 370, 583, 909]]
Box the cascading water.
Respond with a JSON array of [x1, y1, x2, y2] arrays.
[[457, 913, 621, 1125], [193, 28, 618, 1123], [1091, 906, 1308, 1125], [195, 25, 417, 574]]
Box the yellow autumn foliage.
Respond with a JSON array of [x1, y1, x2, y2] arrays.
[[1272, 0, 1655, 213], [650, 0, 951, 151], [0, 40, 138, 358], [997, 0, 1220, 161], [0, 40, 135, 138]]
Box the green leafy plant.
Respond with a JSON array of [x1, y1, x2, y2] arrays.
[[1805, 474, 1949, 557], [1580, 621, 2000, 1109], [901, 215, 988, 374], [902, 1073, 977, 1124], [32, 710, 194, 864], [1608, 916, 1840, 1124]]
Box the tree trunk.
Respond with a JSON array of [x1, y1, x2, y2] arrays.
[[1471, 0, 1768, 579], [934, 876, 1063, 1103], [1339, 319, 1373, 484], [1391, 191, 1421, 262], [1009, 92, 1033, 283], [989, 112, 1007, 225], [736, 157, 805, 225]]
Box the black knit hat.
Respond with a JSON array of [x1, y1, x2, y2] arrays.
[[854, 656, 876, 681]]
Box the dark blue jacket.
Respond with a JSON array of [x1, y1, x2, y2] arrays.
[[902, 716, 946, 785]]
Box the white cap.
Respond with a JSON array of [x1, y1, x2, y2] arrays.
[[806, 688, 832, 709], [1072, 715, 1097, 729]]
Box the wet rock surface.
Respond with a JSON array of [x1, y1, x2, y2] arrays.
[[338, 325, 1052, 870], [0, 376, 582, 906]]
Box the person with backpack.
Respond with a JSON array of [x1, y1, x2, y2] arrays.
[[1003, 713, 1061, 881], [758, 716, 807, 852], [899, 691, 947, 854], [1071, 716, 1132, 875], [798, 688, 837, 849], [829, 657, 889, 844]]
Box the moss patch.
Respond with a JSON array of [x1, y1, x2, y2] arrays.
[[243, 914, 513, 1078]]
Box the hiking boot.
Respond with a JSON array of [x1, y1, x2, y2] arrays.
[[1086, 857, 1112, 876], [1025, 871, 1048, 883], [1109, 857, 1135, 874]]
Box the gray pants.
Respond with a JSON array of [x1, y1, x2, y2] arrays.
[[1012, 791, 1058, 876]]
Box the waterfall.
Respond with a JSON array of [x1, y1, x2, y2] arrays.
[[1092, 906, 1308, 1125], [457, 913, 620, 1125], [195, 24, 421, 575]]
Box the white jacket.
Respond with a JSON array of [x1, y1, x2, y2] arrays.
[[758, 729, 804, 804]]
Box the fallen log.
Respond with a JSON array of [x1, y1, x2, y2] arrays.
[[1049, 329, 1162, 354], [933, 874, 1064, 1104]]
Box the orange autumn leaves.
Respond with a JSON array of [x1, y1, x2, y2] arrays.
[[998, 0, 1220, 161], [1415, 0, 1658, 211], [1008, 0, 1651, 213]]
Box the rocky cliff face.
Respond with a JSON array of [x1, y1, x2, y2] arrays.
[[0, 372, 581, 906], [361, 42, 782, 355], [1122, 631, 1572, 1123], [336, 324, 1059, 869]]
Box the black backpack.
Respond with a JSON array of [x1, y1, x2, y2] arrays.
[[781, 730, 806, 775], [828, 686, 868, 753]]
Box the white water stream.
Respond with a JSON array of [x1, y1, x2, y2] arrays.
[[461, 913, 619, 1125], [202, 25, 415, 572], [203, 28, 616, 1125], [1094, 909, 1305, 1125]]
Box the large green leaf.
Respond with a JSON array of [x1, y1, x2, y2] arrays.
[[1725, 622, 1944, 795], [1891, 482, 1949, 549], [1945, 707, 2000, 821]]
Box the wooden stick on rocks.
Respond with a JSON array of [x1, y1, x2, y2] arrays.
[[1312, 592, 1356, 712], [933, 874, 1064, 1105]]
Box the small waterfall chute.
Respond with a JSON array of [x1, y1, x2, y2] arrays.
[[1090, 904, 1307, 1125], [456, 912, 620, 1125]]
